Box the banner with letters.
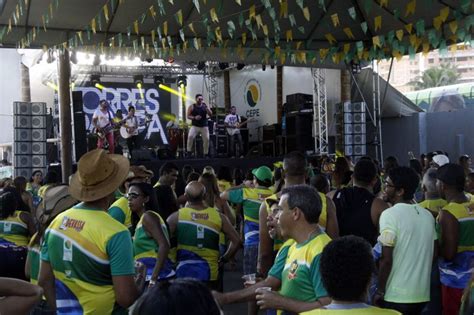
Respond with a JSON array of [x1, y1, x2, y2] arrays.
[[75, 83, 172, 146]]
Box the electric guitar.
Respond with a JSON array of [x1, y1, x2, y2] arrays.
[[120, 115, 153, 139], [226, 117, 256, 135], [95, 120, 125, 139]]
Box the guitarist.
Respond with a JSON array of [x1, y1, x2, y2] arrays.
[[124, 105, 140, 157], [92, 100, 115, 154], [225, 106, 244, 158]]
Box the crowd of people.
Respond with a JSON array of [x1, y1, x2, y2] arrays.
[[1, 149, 474, 315]]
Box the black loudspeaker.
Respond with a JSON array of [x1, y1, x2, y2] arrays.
[[13, 102, 31, 115], [131, 149, 154, 161], [157, 148, 174, 160], [216, 135, 228, 157], [286, 113, 312, 136], [286, 93, 313, 105], [31, 103, 47, 116], [72, 91, 84, 113], [73, 112, 87, 160]]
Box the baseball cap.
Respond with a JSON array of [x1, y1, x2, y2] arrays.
[[432, 154, 450, 167], [437, 163, 465, 188], [252, 166, 273, 182]]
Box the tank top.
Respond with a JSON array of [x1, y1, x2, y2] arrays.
[[133, 211, 175, 280], [332, 187, 378, 246], [176, 207, 222, 281], [0, 210, 30, 246], [191, 104, 208, 127]]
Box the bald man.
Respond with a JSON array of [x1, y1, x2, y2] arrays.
[[167, 181, 241, 290]]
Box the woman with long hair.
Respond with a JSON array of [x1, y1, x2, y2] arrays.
[[27, 170, 43, 197], [0, 188, 35, 280], [129, 183, 174, 287], [331, 157, 352, 190], [199, 173, 235, 225], [13, 176, 34, 214]]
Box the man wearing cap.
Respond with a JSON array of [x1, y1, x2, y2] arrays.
[[38, 149, 142, 314], [108, 165, 154, 234], [221, 166, 274, 277], [432, 153, 450, 168], [436, 163, 474, 315]]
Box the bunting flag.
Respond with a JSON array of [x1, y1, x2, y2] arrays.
[[91, 18, 97, 34], [325, 33, 336, 44], [286, 29, 293, 42], [303, 7, 310, 21], [280, 1, 288, 18], [331, 14, 340, 27], [433, 16, 442, 30], [104, 4, 109, 22], [439, 7, 449, 22], [396, 29, 404, 41], [134, 20, 139, 35], [192, 0, 201, 13], [249, 5, 256, 20], [405, 0, 416, 16], [149, 5, 156, 19], [343, 27, 355, 39], [374, 16, 382, 31], [210, 8, 219, 23], [188, 22, 196, 34], [405, 23, 413, 34], [449, 20, 458, 34], [176, 9, 183, 25], [348, 7, 357, 20], [379, 0, 388, 7]]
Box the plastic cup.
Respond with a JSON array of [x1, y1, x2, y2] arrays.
[[242, 273, 256, 285]]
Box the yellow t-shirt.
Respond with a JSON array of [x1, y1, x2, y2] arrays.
[[301, 305, 401, 315]]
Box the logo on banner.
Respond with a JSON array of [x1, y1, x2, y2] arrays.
[[245, 79, 261, 108]]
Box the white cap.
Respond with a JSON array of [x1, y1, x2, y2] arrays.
[[433, 154, 450, 167]]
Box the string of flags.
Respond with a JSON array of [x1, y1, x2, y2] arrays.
[[0, 0, 472, 65]]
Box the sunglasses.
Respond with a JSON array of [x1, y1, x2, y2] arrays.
[[127, 193, 144, 199]]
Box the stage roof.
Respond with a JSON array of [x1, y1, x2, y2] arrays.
[[0, 0, 472, 67]]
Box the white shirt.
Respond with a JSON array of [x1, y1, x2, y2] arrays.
[[225, 114, 241, 135], [125, 116, 139, 136], [92, 108, 113, 128]]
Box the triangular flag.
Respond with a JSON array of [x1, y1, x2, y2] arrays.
[[249, 5, 256, 20], [262, 24, 269, 36], [331, 13, 340, 27], [104, 4, 109, 22], [179, 29, 185, 42], [256, 15, 263, 29], [448, 20, 457, 34], [405, 23, 413, 34], [433, 16, 442, 30], [91, 18, 96, 34], [280, 1, 288, 18], [192, 0, 200, 13], [151, 29, 156, 42], [303, 7, 310, 21], [242, 33, 247, 45], [134, 20, 139, 35], [325, 33, 336, 44], [176, 9, 183, 25], [405, 0, 416, 16], [440, 7, 449, 22], [343, 27, 355, 39], [163, 21, 168, 36], [235, 0, 241, 5], [286, 30, 293, 42], [348, 7, 357, 20], [360, 22, 368, 34], [396, 29, 404, 41], [210, 8, 219, 23], [380, 0, 388, 7], [372, 36, 381, 47], [374, 16, 382, 31], [149, 5, 156, 19], [415, 19, 425, 36], [289, 14, 296, 27], [188, 22, 196, 34]]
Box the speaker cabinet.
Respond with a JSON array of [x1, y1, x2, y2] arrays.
[[31, 103, 47, 115], [32, 142, 47, 155], [14, 116, 31, 128], [14, 168, 32, 178], [15, 142, 31, 155], [15, 129, 32, 142], [32, 155, 47, 168], [15, 155, 32, 168], [32, 129, 47, 142], [353, 145, 367, 156], [14, 102, 31, 115], [31, 116, 47, 129]]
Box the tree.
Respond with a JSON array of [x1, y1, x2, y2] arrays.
[[409, 64, 461, 90]]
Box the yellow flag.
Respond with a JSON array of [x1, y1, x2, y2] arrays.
[[296, 41, 302, 50], [280, 53, 286, 65], [449, 44, 457, 52], [8, 18, 12, 33], [409, 34, 417, 48], [448, 20, 457, 34], [189, 23, 196, 34], [344, 27, 355, 39], [372, 36, 381, 48], [393, 51, 403, 61], [177, 9, 184, 25], [104, 4, 109, 22], [374, 16, 382, 31], [242, 33, 247, 45], [405, 23, 413, 34], [405, 0, 416, 16], [303, 7, 310, 21], [280, 1, 288, 18], [151, 29, 156, 42], [320, 48, 329, 60], [163, 21, 168, 36], [440, 7, 449, 22], [149, 6, 156, 19], [297, 52, 307, 64], [249, 5, 256, 20], [41, 16, 46, 31], [286, 30, 293, 42], [325, 33, 336, 44], [210, 8, 219, 23], [433, 16, 442, 30], [77, 31, 83, 43], [262, 24, 269, 36], [380, 0, 388, 7], [331, 14, 340, 27], [344, 43, 351, 53], [396, 29, 404, 41], [422, 42, 430, 56], [256, 15, 263, 29], [134, 20, 139, 35], [235, 0, 241, 5], [91, 18, 97, 34], [215, 27, 222, 42], [275, 46, 281, 57]]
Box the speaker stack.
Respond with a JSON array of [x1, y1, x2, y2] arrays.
[[343, 102, 366, 159], [13, 102, 48, 178], [72, 91, 88, 161]]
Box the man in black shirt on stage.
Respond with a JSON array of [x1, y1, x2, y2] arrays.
[[186, 94, 213, 157]]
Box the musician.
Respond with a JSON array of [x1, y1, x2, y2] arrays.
[[124, 105, 140, 157], [186, 94, 212, 157], [92, 99, 115, 154], [225, 106, 244, 158]]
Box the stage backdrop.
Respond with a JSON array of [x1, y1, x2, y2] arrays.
[[76, 83, 172, 146]]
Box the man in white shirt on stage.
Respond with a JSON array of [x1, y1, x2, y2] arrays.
[[92, 100, 115, 154], [124, 105, 140, 158], [225, 106, 244, 158]]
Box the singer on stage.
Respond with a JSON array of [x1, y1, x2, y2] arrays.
[[186, 94, 212, 157]]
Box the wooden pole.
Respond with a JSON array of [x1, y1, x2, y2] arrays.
[[58, 49, 73, 183]]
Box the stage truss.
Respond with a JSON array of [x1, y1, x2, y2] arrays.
[[312, 68, 329, 155]]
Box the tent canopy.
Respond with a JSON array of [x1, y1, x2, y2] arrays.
[[0, 0, 472, 67]]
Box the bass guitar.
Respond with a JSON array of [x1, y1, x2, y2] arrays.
[[95, 120, 125, 139]]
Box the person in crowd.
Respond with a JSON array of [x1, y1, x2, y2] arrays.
[[221, 166, 273, 276], [167, 181, 241, 290], [273, 166, 284, 193], [37, 170, 60, 198], [409, 159, 423, 178], [436, 163, 474, 315], [27, 170, 43, 198], [153, 162, 179, 189], [331, 157, 352, 190], [214, 185, 331, 313], [459, 155, 472, 176], [155, 184, 179, 221], [233, 168, 245, 186], [259, 152, 339, 278], [432, 154, 450, 168], [181, 165, 195, 184], [186, 94, 213, 158], [0, 177, 13, 190], [217, 166, 233, 193], [109, 165, 154, 234], [375, 167, 436, 315], [200, 173, 235, 225], [38, 149, 142, 314], [330, 159, 389, 246], [203, 165, 216, 176], [14, 176, 34, 214], [465, 172, 474, 195], [419, 168, 447, 217], [383, 156, 399, 177], [301, 236, 401, 314], [0, 277, 43, 315], [92, 99, 115, 154], [175, 165, 194, 198], [310, 174, 330, 194], [129, 182, 175, 286], [132, 278, 223, 315], [0, 188, 35, 280]]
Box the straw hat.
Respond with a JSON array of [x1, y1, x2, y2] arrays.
[[36, 185, 78, 223], [69, 149, 130, 202], [127, 165, 154, 181]]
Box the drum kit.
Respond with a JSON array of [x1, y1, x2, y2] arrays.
[[167, 120, 191, 158]]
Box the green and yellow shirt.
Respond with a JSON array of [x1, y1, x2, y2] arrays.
[[418, 198, 447, 216], [108, 197, 133, 234], [0, 210, 30, 247], [27, 235, 41, 285], [176, 207, 222, 281], [41, 203, 135, 315]]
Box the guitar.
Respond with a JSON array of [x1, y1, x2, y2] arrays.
[[95, 120, 125, 139], [226, 117, 256, 135], [120, 115, 152, 139]]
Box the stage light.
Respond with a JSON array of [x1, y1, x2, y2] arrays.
[[158, 84, 194, 101], [93, 54, 101, 66], [46, 81, 58, 91], [134, 75, 145, 99], [219, 62, 229, 70], [46, 49, 55, 64], [177, 75, 187, 88], [154, 75, 164, 86], [70, 50, 77, 64], [236, 63, 245, 70], [262, 64, 266, 71], [91, 74, 104, 90], [197, 61, 206, 71]]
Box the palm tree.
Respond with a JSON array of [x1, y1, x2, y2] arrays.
[[409, 64, 461, 90]]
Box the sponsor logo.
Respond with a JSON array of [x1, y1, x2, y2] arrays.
[[288, 259, 299, 280], [191, 213, 210, 221], [59, 217, 86, 232], [244, 79, 261, 108]]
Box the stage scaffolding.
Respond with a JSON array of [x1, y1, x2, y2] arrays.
[[312, 68, 329, 155]]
